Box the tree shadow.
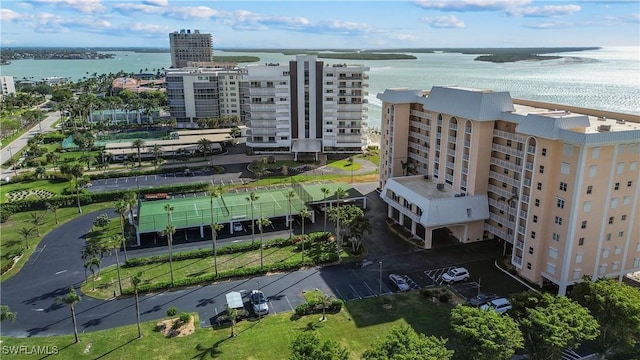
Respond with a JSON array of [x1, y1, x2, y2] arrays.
[[93, 337, 139, 359], [192, 338, 227, 359], [300, 320, 324, 332], [196, 297, 215, 308]]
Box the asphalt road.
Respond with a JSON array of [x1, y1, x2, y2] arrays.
[[0, 182, 526, 338]]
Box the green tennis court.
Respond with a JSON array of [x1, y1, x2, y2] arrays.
[[137, 182, 365, 234]]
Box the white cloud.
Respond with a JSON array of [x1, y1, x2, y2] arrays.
[[128, 23, 173, 34], [415, 0, 531, 12], [143, 0, 168, 6], [508, 5, 581, 17], [421, 15, 466, 28], [1, 38, 20, 45], [164, 6, 227, 20], [30, 0, 108, 14], [524, 20, 574, 29], [0, 9, 23, 21], [112, 3, 167, 15]]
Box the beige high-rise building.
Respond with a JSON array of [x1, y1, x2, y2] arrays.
[[169, 29, 213, 68], [377, 86, 640, 295]]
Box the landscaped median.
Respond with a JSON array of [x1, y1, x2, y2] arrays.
[[81, 232, 353, 299]]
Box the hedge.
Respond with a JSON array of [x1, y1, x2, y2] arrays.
[[87, 165, 220, 180], [0, 182, 210, 222], [294, 298, 343, 316]]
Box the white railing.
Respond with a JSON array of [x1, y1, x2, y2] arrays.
[[492, 143, 524, 158]]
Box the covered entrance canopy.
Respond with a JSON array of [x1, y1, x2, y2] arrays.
[[291, 139, 322, 160]]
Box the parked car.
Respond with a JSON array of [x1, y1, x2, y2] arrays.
[[389, 274, 410, 292], [468, 293, 497, 307], [233, 222, 244, 232], [441, 267, 470, 284], [480, 297, 512, 314], [250, 290, 269, 315]]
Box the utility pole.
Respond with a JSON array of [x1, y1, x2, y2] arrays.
[[379, 261, 383, 297]]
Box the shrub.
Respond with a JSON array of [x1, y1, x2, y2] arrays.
[[166, 307, 178, 317], [179, 312, 191, 323], [439, 293, 451, 303]]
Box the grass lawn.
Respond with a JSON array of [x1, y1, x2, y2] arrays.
[[0, 202, 116, 281], [327, 158, 362, 171], [0, 293, 455, 360], [0, 179, 72, 203]]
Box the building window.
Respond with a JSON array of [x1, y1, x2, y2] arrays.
[[614, 182, 620, 190], [505, 154, 511, 161], [592, 147, 600, 159], [606, 233, 611, 241], [547, 263, 556, 274], [619, 231, 624, 237], [533, 215, 538, 223], [581, 221, 587, 229], [628, 180, 633, 187], [557, 198, 565, 209], [615, 246, 622, 255], [622, 214, 627, 221], [563, 144, 573, 156], [576, 253, 583, 263], [599, 264, 607, 275], [504, 168, 509, 174], [611, 198, 619, 208], [535, 199, 540, 207], [559, 182, 567, 191], [527, 262, 532, 270], [561, 163, 570, 174], [635, 258, 640, 268], [531, 231, 536, 239], [555, 216, 563, 225], [586, 185, 593, 194], [583, 201, 592, 212], [578, 237, 584, 246], [589, 165, 597, 177], [537, 182, 542, 190], [552, 233, 560, 241], [624, 196, 631, 205], [617, 162, 625, 174], [608, 217, 614, 224], [573, 269, 582, 280], [529, 246, 534, 254], [539, 165, 544, 174], [603, 248, 610, 258], [541, 148, 547, 156]]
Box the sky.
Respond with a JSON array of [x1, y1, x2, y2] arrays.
[[0, 0, 638, 49]]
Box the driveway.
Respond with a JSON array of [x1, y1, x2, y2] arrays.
[[0, 182, 525, 338]]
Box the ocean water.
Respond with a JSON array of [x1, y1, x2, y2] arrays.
[[1, 47, 638, 130]]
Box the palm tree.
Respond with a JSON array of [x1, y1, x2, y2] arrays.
[[321, 187, 331, 232], [1, 305, 16, 323], [56, 287, 81, 343], [246, 192, 259, 245], [227, 305, 238, 337], [46, 202, 60, 225], [257, 217, 272, 268], [131, 272, 143, 338], [209, 185, 222, 276], [197, 138, 213, 161], [349, 215, 372, 255], [318, 294, 333, 321], [163, 204, 176, 286], [17, 226, 36, 249], [110, 235, 124, 295], [148, 144, 163, 167], [114, 199, 129, 261], [86, 256, 101, 291], [299, 207, 311, 265], [285, 190, 296, 239], [131, 138, 145, 167], [334, 187, 348, 247], [29, 212, 46, 236]]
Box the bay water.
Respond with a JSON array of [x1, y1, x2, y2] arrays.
[[1, 47, 638, 130]]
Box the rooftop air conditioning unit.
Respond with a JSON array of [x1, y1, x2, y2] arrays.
[[436, 183, 445, 191], [597, 125, 611, 132]]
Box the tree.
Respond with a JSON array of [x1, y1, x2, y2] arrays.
[[148, 144, 163, 167], [257, 217, 272, 268], [60, 163, 85, 213], [93, 213, 110, 228], [246, 192, 259, 245], [281, 165, 289, 177], [318, 293, 335, 322], [162, 204, 176, 286], [299, 206, 311, 265], [227, 305, 239, 337], [1, 305, 16, 323], [78, 153, 96, 171], [17, 226, 37, 249], [289, 332, 349, 360], [285, 190, 296, 239], [56, 287, 81, 343], [28, 212, 46, 236], [114, 199, 129, 261], [46, 202, 59, 225], [131, 272, 143, 338], [86, 256, 101, 291], [334, 187, 348, 247], [209, 185, 223, 276], [197, 138, 213, 161], [131, 138, 145, 167], [362, 324, 453, 360], [570, 277, 640, 357], [347, 211, 372, 255], [509, 291, 600, 360], [110, 235, 124, 295], [321, 187, 331, 232], [450, 305, 523, 360]]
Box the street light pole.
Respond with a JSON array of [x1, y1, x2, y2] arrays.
[[379, 261, 383, 297]]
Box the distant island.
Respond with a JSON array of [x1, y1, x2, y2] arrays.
[[212, 56, 260, 63], [1, 48, 115, 63]]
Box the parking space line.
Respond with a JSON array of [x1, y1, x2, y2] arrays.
[[115, 178, 118, 183], [362, 282, 377, 298], [348, 284, 362, 299], [333, 287, 346, 301], [284, 295, 294, 311], [154, 175, 158, 180], [145, 175, 148, 181], [268, 300, 277, 315]]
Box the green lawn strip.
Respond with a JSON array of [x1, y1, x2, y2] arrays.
[[1, 179, 71, 202], [327, 158, 362, 171], [0, 293, 455, 360], [357, 153, 380, 168], [248, 172, 379, 187], [82, 244, 304, 299], [0, 202, 116, 282]]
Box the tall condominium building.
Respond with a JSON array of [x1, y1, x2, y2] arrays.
[[0, 76, 16, 98], [165, 66, 246, 128], [378, 86, 640, 295], [244, 55, 369, 158], [169, 29, 213, 68]]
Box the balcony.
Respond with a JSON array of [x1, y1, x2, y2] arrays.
[[490, 157, 520, 173], [448, 135, 457, 143], [490, 171, 520, 187], [492, 143, 524, 158], [493, 129, 526, 143]]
